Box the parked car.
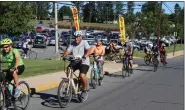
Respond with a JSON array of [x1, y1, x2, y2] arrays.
[[48, 37, 55, 46], [12, 37, 23, 49], [60, 34, 70, 45], [85, 39, 96, 48], [33, 35, 47, 48]]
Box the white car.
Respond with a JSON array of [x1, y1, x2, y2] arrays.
[[48, 37, 55, 46]]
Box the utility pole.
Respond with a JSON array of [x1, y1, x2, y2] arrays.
[[55, 2, 59, 54], [157, 1, 162, 47]]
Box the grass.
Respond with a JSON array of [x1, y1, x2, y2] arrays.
[[29, 19, 119, 29], [0, 59, 67, 78], [20, 59, 68, 78], [134, 44, 184, 58]]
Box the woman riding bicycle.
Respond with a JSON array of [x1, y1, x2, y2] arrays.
[[159, 42, 167, 64], [91, 38, 105, 80], [0, 38, 25, 99]]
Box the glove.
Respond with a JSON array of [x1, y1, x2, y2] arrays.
[[62, 57, 66, 61], [82, 56, 86, 60]]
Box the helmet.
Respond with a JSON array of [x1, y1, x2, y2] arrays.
[[1, 38, 13, 45], [74, 30, 83, 36]]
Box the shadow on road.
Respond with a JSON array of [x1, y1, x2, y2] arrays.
[[31, 92, 84, 109], [138, 63, 183, 70]]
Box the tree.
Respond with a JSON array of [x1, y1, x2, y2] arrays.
[[35, 2, 51, 20], [141, 1, 160, 16], [0, 2, 34, 35], [115, 1, 124, 19], [58, 5, 72, 20]]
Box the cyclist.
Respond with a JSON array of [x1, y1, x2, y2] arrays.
[[63, 30, 91, 99], [144, 43, 153, 62], [151, 43, 159, 60], [91, 38, 105, 80], [22, 39, 29, 58], [0, 38, 25, 98], [123, 40, 134, 69], [159, 42, 167, 64]]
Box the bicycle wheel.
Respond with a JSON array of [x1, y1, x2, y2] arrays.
[[162, 55, 166, 66], [14, 81, 31, 110], [28, 51, 37, 59], [144, 56, 150, 65], [57, 79, 72, 108], [122, 65, 126, 78], [90, 69, 98, 89], [153, 58, 159, 72], [0, 88, 5, 110]]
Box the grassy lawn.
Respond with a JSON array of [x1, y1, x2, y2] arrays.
[[20, 59, 67, 78], [0, 59, 67, 78], [29, 20, 119, 28], [134, 44, 184, 58]]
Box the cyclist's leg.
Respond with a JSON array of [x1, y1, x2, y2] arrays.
[[79, 64, 89, 91], [12, 65, 25, 88], [129, 55, 133, 69]]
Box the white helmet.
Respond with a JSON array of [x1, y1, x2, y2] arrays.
[[74, 30, 83, 36]]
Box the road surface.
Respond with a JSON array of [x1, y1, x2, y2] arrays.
[[26, 56, 184, 110]]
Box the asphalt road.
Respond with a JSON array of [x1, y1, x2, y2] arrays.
[[25, 56, 184, 110]]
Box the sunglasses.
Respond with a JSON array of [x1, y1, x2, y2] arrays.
[[3, 46, 9, 49]]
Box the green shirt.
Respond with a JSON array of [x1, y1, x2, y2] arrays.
[[0, 49, 24, 68]]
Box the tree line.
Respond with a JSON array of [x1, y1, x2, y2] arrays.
[[0, 1, 184, 40]]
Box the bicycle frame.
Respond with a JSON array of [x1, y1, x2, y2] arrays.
[[65, 66, 81, 95]]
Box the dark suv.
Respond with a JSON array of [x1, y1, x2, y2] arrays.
[[33, 36, 47, 48]]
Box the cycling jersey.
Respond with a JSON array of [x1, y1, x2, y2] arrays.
[[160, 46, 166, 52], [0, 49, 24, 69], [124, 43, 133, 56]]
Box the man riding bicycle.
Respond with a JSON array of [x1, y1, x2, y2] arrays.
[[0, 38, 25, 98], [159, 42, 167, 64], [151, 43, 159, 60], [144, 43, 153, 62], [63, 30, 91, 98], [91, 38, 105, 80], [123, 40, 134, 69]]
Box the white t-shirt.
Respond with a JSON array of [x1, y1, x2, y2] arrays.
[[23, 41, 28, 48]]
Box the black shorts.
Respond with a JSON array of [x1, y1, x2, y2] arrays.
[[68, 62, 89, 75], [5, 65, 25, 82]]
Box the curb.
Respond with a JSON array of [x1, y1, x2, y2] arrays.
[[31, 64, 139, 94]]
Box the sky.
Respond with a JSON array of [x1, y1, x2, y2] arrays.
[[57, 1, 184, 14]]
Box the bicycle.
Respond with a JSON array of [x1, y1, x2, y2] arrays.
[[105, 49, 122, 62], [144, 53, 153, 65], [122, 52, 133, 78], [153, 52, 159, 72], [19, 49, 37, 59], [160, 53, 167, 66], [90, 55, 104, 89], [0, 62, 30, 110], [57, 57, 88, 108]]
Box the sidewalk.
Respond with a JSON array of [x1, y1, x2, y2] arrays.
[[21, 50, 184, 93], [21, 62, 138, 93]]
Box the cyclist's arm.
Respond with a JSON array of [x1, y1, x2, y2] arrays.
[[13, 49, 20, 69], [84, 40, 91, 57], [90, 46, 95, 55], [130, 46, 133, 55], [101, 46, 105, 56], [63, 45, 72, 57]]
